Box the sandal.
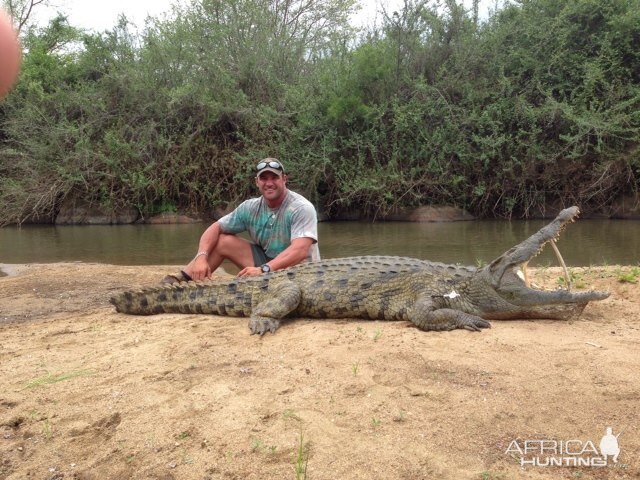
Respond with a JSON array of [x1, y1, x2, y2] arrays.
[[160, 270, 193, 285]]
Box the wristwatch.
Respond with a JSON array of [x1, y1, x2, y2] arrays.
[[260, 264, 271, 273]]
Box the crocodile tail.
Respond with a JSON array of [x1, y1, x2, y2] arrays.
[[110, 281, 251, 316]]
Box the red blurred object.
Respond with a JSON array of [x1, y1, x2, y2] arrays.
[[0, 9, 21, 99]]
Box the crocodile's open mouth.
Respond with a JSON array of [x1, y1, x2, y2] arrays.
[[518, 234, 572, 291], [486, 206, 609, 312], [488, 206, 580, 290]]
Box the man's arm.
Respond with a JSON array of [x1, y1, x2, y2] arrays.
[[267, 237, 314, 271], [184, 221, 223, 280], [237, 237, 314, 277]]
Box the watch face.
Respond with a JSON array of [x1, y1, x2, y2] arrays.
[[262, 264, 270, 273]]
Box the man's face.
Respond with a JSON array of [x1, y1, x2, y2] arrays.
[[255, 171, 287, 204]]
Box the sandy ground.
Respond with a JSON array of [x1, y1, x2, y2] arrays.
[[0, 262, 638, 480]]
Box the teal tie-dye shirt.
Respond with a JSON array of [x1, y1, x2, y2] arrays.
[[218, 190, 320, 262]]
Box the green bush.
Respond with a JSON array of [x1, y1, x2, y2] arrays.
[[1, 0, 638, 224]]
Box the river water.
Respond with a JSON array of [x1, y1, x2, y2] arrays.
[[0, 219, 638, 269]]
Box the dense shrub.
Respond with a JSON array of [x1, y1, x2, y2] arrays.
[[1, 0, 638, 224]]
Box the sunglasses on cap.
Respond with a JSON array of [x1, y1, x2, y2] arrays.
[[256, 160, 285, 173]]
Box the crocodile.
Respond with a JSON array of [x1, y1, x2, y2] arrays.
[[110, 206, 609, 334]]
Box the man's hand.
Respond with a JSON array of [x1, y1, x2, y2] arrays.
[[185, 255, 212, 281], [237, 266, 263, 278]]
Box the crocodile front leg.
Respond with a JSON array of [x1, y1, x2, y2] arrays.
[[408, 297, 491, 332], [249, 280, 302, 335]]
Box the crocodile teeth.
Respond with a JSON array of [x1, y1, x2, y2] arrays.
[[517, 266, 530, 287]]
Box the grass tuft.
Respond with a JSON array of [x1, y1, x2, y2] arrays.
[[617, 266, 640, 284], [26, 369, 94, 389], [294, 430, 309, 480]]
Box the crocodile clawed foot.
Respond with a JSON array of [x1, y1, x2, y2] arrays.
[[458, 315, 492, 332], [249, 316, 281, 335]]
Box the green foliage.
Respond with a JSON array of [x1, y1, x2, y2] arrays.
[[294, 430, 309, 480], [557, 270, 587, 289], [1, 0, 639, 224], [616, 266, 640, 283]]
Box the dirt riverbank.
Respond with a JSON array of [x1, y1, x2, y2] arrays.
[[0, 262, 638, 479]]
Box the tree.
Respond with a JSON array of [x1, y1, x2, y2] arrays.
[[2, 0, 48, 33]]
